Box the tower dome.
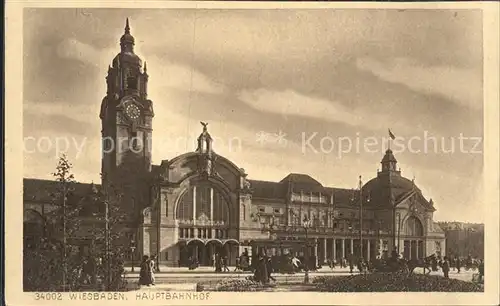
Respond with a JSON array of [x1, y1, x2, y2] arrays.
[[120, 18, 135, 49]]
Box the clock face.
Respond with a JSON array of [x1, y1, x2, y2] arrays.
[[125, 104, 140, 120]]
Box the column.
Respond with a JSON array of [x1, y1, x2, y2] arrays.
[[210, 188, 215, 238], [409, 240, 412, 260], [350, 239, 354, 255], [367, 240, 370, 261], [416, 240, 419, 260], [342, 239, 345, 259], [314, 238, 318, 267], [201, 245, 207, 265], [323, 238, 327, 263], [210, 188, 214, 220], [208, 244, 213, 266], [333, 238, 337, 262], [193, 186, 197, 225]]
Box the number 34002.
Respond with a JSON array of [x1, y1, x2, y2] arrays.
[[34, 292, 62, 300]]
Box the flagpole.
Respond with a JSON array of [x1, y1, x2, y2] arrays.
[[359, 176, 363, 260]]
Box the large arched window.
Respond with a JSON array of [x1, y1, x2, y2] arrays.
[[406, 216, 424, 236], [176, 185, 229, 223]]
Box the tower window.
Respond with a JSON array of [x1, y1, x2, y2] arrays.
[[127, 76, 138, 90], [130, 131, 141, 150]]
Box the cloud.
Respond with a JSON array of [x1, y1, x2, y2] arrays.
[[22, 10, 484, 223], [238, 89, 361, 124], [146, 55, 225, 95], [23, 100, 99, 124], [356, 57, 483, 110], [237, 88, 414, 134], [55, 38, 224, 95]]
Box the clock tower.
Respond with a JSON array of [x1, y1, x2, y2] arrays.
[[99, 18, 154, 186]]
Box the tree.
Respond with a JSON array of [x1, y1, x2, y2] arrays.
[[89, 172, 132, 291], [23, 154, 86, 291], [50, 154, 89, 290]]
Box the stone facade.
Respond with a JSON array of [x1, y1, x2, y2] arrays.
[[23, 19, 446, 267]]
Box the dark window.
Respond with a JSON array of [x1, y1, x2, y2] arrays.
[[127, 76, 138, 90], [259, 208, 265, 213], [274, 208, 280, 214], [130, 132, 139, 150]]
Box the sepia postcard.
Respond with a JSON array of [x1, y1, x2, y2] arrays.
[[4, 1, 500, 305]]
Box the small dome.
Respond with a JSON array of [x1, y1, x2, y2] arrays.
[[120, 32, 135, 45], [120, 18, 135, 45], [381, 149, 397, 163]]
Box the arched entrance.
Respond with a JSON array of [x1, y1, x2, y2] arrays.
[[176, 183, 238, 266], [403, 216, 424, 260], [205, 239, 224, 266], [224, 239, 240, 266]]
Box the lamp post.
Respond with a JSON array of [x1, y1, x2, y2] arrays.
[[358, 176, 363, 260], [302, 216, 312, 284], [377, 220, 382, 259], [130, 240, 136, 272], [396, 212, 401, 254], [348, 221, 354, 259], [350, 177, 369, 260]]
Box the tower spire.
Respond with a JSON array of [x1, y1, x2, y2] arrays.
[[125, 18, 130, 34], [120, 18, 135, 52]]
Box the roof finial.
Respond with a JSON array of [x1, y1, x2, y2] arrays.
[[200, 121, 208, 133], [125, 18, 130, 34]]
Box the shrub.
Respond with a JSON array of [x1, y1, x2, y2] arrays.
[[197, 278, 270, 292], [313, 273, 483, 292]]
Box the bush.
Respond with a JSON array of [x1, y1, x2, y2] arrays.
[[24, 245, 128, 292], [313, 273, 483, 292], [197, 278, 271, 292]]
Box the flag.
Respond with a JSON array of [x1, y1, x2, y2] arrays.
[[388, 129, 396, 140]]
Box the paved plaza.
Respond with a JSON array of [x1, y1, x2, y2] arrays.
[[126, 266, 479, 291]]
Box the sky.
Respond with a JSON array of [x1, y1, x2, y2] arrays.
[[23, 8, 484, 222]]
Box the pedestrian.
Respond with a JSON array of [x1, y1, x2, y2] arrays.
[[234, 256, 241, 272], [139, 255, 150, 286], [349, 255, 354, 274], [266, 256, 276, 282], [291, 255, 301, 273], [478, 259, 484, 283], [431, 257, 438, 272], [256, 250, 269, 284], [222, 255, 230, 272], [456, 257, 461, 274], [149, 255, 157, 286], [442, 256, 450, 278], [214, 253, 222, 272]]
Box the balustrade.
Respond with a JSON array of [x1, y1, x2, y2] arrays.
[[178, 227, 228, 239]]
